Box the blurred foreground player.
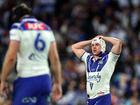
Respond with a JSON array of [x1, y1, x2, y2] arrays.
[[72, 35, 122, 105], [0, 3, 62, 105]]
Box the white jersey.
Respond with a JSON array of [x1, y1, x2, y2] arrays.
[[81, 52, 120, 99], [10, 16, 55, 77]]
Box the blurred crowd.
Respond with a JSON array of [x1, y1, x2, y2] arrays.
[[0, 0, 140, 105]]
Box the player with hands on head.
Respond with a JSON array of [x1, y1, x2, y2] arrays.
[[71, 35, 122, 105], [0, 3, 62, 105]]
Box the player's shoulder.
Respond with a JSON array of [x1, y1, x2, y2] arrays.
[[11, 22, 20, 30], [107, 51, 120, 62], [19, 17, 52, 31], [81, 52, 91, 61], [108, 51, 120, 56], [38, 20, 52, 31]]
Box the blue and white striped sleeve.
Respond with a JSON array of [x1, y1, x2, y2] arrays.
[[81, 52, 90, 63], [10, 23, 21, 41], [108, 52, 120, 63], [48, 31, 55, 42]]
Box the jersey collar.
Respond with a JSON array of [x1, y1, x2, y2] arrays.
[[92, 52, 107, 61], [21, 15, 38, 23]]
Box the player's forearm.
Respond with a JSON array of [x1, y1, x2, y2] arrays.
[[71, 40, 92, 50], [71, 40, 92, 58], [101, 36, 122, 46], [49, 42, 62, 84], [1, 54, 15, 82], [52, 60, 62, 84], [101, 36, 123, 54]]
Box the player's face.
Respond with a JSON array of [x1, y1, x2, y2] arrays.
[[91, 43, 101, 56]]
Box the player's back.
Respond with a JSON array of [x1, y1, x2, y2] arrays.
[[10, 16, 55, 77]]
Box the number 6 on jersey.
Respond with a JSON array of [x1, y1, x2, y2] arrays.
[[34, 33, 46, 51]]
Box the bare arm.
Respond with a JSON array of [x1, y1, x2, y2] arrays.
[[1, 40, 19, 82], [48, 41, 62, 102], [71, 40, 92, 58], [48, 42, 62, 84], [100, 36, 123, 54], [0, 40, 19, 95]]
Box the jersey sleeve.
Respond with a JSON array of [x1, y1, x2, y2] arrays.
[[47, 31, 55, 42], [9, 23, 21, 41], [45, 24, 55, 42], [81, 52, 90, 63], [108, 52, 120, 63]]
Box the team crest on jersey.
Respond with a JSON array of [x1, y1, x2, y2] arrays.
[[98, 60, 103, 64]]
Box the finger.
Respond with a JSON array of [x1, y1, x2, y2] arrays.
[[51, 92, 62, 102], [0, 87, 4, 95], [0, 87, 7, 97], [52, 95, 61, 102], [0, 89, 5, 96]]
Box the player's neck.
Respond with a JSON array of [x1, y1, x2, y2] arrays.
[[92, 52, 104, 61], [20, 15, 31, 21], [92, 55, 100, 61]]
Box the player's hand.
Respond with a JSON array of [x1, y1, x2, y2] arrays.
[[0, 81, 8, 99], [51, 83, 62, 102], [95, 35, 104, 39], [0, 81, 9, 104]]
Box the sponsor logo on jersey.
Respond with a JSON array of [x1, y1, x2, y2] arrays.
[[88, 73, 101, 83], [24, 22, 47, 30]]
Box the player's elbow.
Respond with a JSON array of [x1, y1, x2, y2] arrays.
[[117, 39, 123, 48], [6, 56, 16, 65], [116, 39, 123, 53], [6, 52, 16, 63], [71, 44, 77, 53], [51, 57, 61, 70], [71, 45, 74, 52]]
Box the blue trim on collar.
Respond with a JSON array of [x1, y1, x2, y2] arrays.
[[11, 23, 20, 29], [86, 53, 108, 72], [22, 16, 35, 19], [21, 16, 38, 23]]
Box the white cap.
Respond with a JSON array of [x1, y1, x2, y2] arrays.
[[91, 37, 106, 53]]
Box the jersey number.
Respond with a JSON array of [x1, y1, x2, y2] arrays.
[[34, 33, 46, 51]]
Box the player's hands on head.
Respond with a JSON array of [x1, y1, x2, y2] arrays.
[[91, 35, 104, 43], [51, 83, 62, 102], [95, 35, 104, 39]]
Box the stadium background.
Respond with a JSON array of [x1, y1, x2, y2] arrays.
[[0, 0, 140, 105]]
